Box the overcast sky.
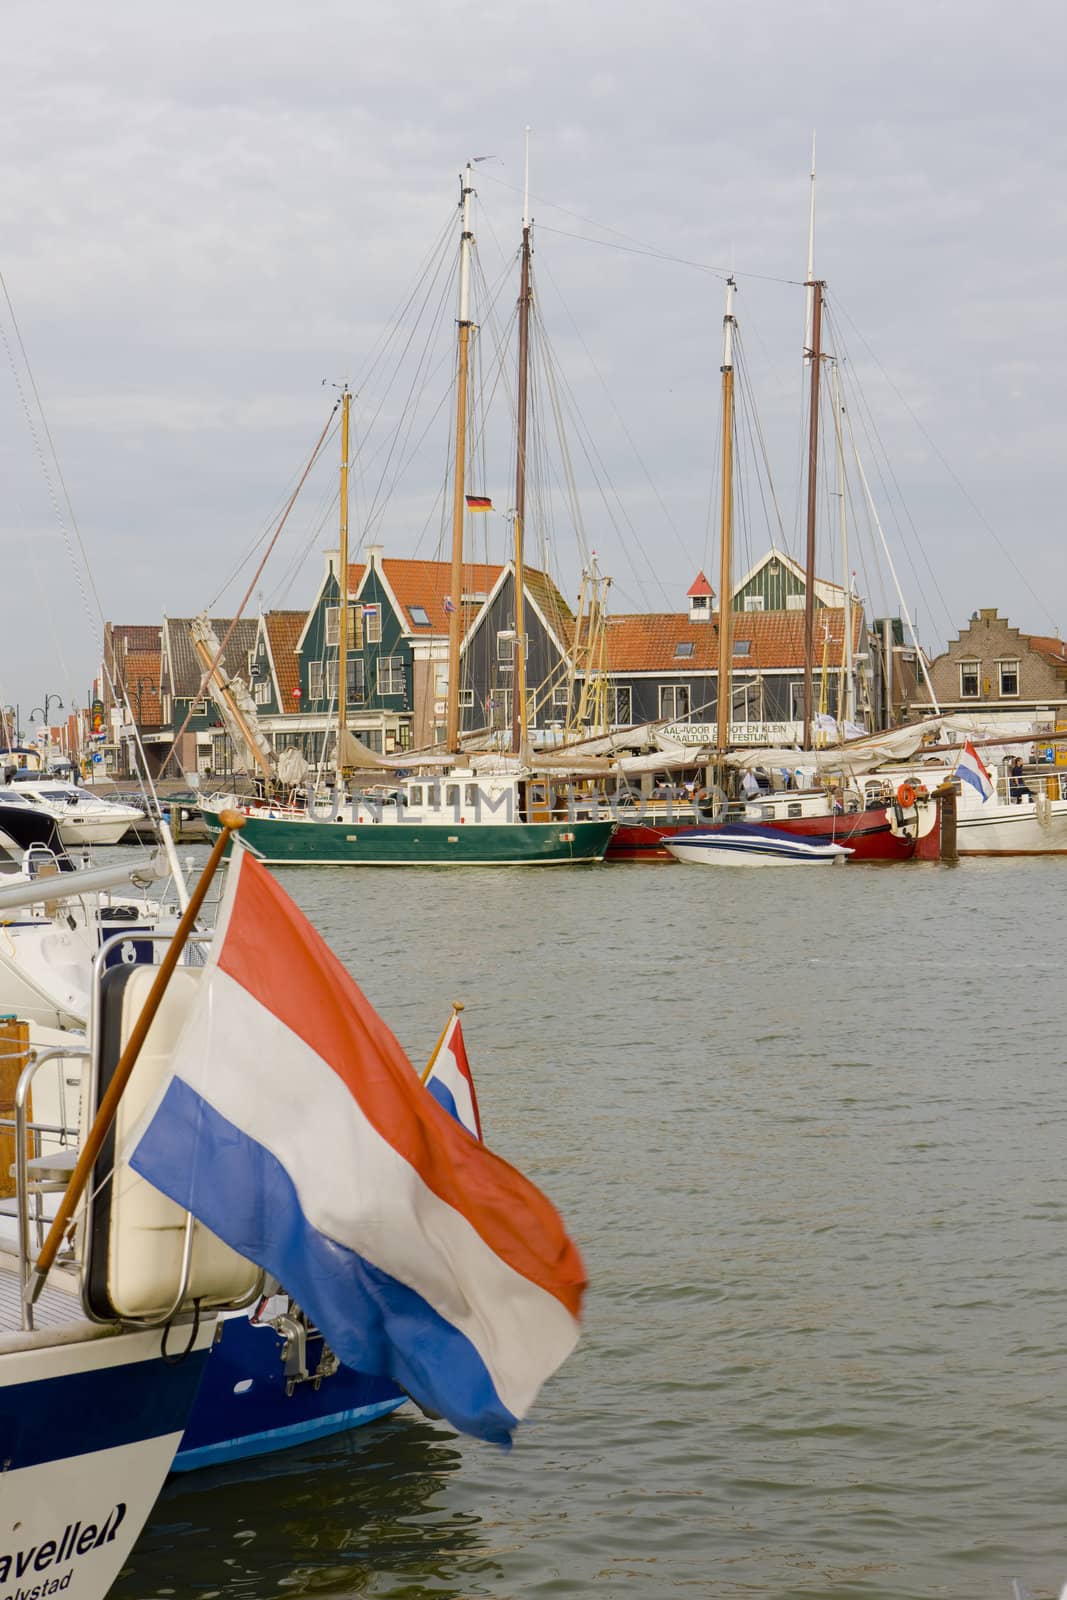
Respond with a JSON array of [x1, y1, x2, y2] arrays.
[[1, 0, 1064, 727]]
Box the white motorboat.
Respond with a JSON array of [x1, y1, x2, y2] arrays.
[[665, 823, 853, 867], [0, 775, 144, 846]]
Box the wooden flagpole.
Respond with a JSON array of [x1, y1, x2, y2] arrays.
[[26, 809, 247, 1304]]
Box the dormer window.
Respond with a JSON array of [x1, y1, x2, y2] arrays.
[[675, 641, 695, 658], [408, 605, 431, 627]]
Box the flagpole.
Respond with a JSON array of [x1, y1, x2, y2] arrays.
[[26, 809, 248, 1305], [420, 1001, 464, 1085]]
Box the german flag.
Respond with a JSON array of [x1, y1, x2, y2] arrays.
[[465, 495, 492, 512]]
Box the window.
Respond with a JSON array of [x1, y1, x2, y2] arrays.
[[445, 785, 460, 806], [998, 659, 1019, 697], [496, 633, 528, 663], [458, 689, 475, 707], [408, 605, 431, 627], [675, 641, 695, 658], [690, 594, 710, 613], [325, 660, 339, 699], [786, 593, 804, 611], [464, 784, 479, 805], [190, 697, 208, 717], [608, 685, 632, 724], [743, 595, 765, 612], [308, 662, 323, 701], [325, 606, 339, 647], [347, 657, 365, 701], [959, 660, 980, 698], [253, 680, 270, 706], [733, 640, 751, 657], [659, 684, 690, 720], [408, 785, 424, 806], [349, 605, 363, 649], [552, 684, 570, 708], [365, 606, 382, 644], [377, 656, 405, 696]]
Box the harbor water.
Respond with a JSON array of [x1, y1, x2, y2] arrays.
[[113, 856, 1067, 1599]]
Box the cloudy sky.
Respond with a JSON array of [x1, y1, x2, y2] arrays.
[[1, 0, 1063, 727]]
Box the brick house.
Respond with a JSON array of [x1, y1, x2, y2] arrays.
[[913, 608, 1067, 726]]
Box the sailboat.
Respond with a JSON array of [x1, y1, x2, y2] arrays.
[[199, 164, 614, 867]]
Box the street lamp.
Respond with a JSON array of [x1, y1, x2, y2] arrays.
[[30, 693, 64, 726]]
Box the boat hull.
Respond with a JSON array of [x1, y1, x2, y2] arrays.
[[665, 827, 851, 866], [957, 799, 1067, 855], [613, 803, 937, 863], [1, 1321, 213, 1600], [173, 1311, 403, 1472], [202, 811, 615, 866]]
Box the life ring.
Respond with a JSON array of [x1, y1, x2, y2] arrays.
[[896, 782, 917, 809]]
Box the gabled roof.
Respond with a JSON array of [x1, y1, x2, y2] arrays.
[[687, 571, 714, 599], [110, 623, 162, 653], [733, 549, 845, 608], [162, 617, 260, 697], [263, 611, 305, 708], [374, 558, 503, 635], [604, 607, 864, 673]]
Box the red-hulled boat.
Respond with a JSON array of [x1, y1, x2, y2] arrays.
[[608, 786, 942, 863]]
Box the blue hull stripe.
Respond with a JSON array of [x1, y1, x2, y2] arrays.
[[0, 1351, 209, 1470], [172, 1397, 403, 1473], [131, 1079, 519, 1445]]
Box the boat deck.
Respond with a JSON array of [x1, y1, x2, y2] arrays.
[[0, 1250, 82, 1335]]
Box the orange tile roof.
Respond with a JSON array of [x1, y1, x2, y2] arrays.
[[380, 558, 503, 633], [264, 611, 306, 709], [1026, 632, 1067, 670], [604, 608, 863, 673]]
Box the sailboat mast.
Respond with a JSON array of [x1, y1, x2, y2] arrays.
[[801, 277, 824, 749], [511, 134, 532, 756], [336, 385, 351, 780], [830, 359, 854, 727], [446, 165, 475, 753], [715, 276, 736, 758]]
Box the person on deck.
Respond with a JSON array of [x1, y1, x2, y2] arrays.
[[1009, 756, 1029, 803]]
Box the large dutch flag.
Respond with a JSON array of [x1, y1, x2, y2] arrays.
[[129, 844, 585, 1444], [956, 739, 995, 803]]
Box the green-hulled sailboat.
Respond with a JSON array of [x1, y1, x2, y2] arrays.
[[199, 159, 615, 867]]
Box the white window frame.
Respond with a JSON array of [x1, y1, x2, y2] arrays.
[[308, 662, 324, 701], [458, 688, 475, 708], [959, 660, 980, 698], [609, 685, 632, 725], [365, 606, 382, 645], [786, 593, 804, 611], [253, 680, 270, 706], [325, 606, 339, 647], [376, 655, 405, 697], [658, 684, 690, 720], [997, 658, 1020, 698], [190, 697, 208, 718], [348, 656, 365, 702], [743, 594, 765, 612], [552, 684, 570, 708]]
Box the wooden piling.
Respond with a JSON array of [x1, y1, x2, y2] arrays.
[[938, 782, 958, 863], [0, 1017, 30, 1201]]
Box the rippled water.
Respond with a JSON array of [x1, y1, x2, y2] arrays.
[[113, 857, 1067, 1599]]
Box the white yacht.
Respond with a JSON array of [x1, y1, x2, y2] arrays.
[[0, 773, 144, 846]]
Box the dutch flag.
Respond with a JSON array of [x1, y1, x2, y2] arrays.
[[956, 739, 994, 803], [130, 845, 584, 1444], [425, 1013, 482, 1141]]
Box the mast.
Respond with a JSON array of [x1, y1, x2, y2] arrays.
[[801, 277, 824, 750], [803, 132, 816, 362], [445, 165, 476, 753], [830, 359, 854, 728], [511, 129, 532, 756], [336, 385, 351, 781], [715, 276, 737, 758]]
